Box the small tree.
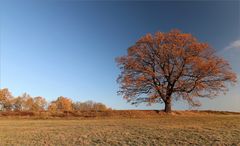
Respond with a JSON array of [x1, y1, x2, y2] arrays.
[[0, 88, 13, 111], [73, 100, 108, 111], [48, 102, 57, 113], [18, 93, 32, 111], [33, 96, 47, 111], [116, 29, 237, 112], [53, 96, 73, 112], [12, 96, 25, 111], [93, 102, 108, 111], [12, 93, 39, 111], [72, 102, 86, 111], [25, 97, 35, 111]]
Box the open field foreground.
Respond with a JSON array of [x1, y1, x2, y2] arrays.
[[0, 114, 239, 145]]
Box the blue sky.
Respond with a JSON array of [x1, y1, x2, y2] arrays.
[[0, 0, 239, 111]]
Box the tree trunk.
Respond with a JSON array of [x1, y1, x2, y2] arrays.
[[164, 101, 172, 113]]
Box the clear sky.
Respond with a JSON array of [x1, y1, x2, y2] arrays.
[[0, 0, 239, 111]]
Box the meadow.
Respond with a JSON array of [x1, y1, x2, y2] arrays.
[[0, 113, 239, 145]]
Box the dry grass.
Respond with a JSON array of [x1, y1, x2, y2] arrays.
[[0, 110, 239, 119], [0, 114, 239, 145]]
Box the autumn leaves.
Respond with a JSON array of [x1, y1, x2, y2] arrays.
[[0, 88, 108, 113], [116, 29, 237, 112]]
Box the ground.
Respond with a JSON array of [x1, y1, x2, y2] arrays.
[[0, 114, 239, 145]]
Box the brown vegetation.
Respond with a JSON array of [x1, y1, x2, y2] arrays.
[[1, 88, 239, 119], [0, 88, 110, 117], [0, 114, 239, 145], [0, 87, 239, 145], [0, 109, 239, 119], [116, 29, 237, 112]]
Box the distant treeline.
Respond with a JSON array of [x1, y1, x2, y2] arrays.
[[0, 88, 110, 113]]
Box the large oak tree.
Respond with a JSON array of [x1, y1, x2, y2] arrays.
[[116, 29, 237, 112]]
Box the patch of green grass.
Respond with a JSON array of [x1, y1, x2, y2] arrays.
[[0, 115, 239, 145]]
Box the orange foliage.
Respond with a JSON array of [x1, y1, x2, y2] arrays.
[[0, 88, 13, 111], [49, 96, 73, 112], [0, 88, 110, 115], [116, 29, 237, 112]]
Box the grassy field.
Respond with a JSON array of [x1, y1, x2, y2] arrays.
[[0, 114, 239, 145]]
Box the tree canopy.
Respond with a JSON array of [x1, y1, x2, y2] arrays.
[[116, 29, 237, 112], [0, 88, 109, 113]]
